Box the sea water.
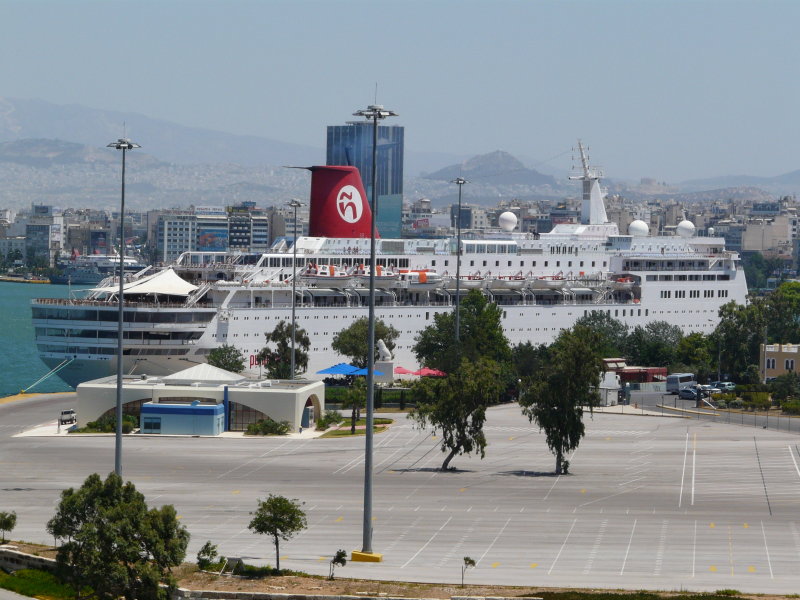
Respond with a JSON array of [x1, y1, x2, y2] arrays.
[[0, 281, 90, 397]]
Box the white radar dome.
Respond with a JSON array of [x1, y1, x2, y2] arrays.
[[628, 219, 649, 237], [707, 227, 715, 236], [498, 211, 518, 232], [676, 220, 696, 238]]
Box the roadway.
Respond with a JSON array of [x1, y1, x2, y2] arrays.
[[2, 393, 800, 594]]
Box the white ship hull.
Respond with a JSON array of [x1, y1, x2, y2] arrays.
[[31, 143, 749, 388]]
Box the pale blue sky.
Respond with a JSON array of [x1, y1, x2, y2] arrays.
[[1, 0, 798, 181]]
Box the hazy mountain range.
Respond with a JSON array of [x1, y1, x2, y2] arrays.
[[0, 96, 797, 211]]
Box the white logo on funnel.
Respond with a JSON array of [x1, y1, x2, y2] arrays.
[[336, 185, 363, 224]]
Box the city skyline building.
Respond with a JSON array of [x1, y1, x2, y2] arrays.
[[326, 121, 404, 238]]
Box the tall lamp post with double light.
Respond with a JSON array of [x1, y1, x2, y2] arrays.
[[451, 177, 468, 342], [107, 138, 140, 477], [288, 199, 303, 380], [352, 104, 397, 560]]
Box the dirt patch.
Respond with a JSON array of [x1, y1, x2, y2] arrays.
[[6, 543, 796, 600]]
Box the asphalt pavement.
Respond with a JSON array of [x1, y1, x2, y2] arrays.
[[2, 393, 800, 594]]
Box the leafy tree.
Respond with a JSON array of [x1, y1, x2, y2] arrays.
[[0, 510, 16, 543], [46, 472, 189, 600], [331, 318, 399, 368], [248, 494, 307, 572], [716, 298, 768, 381], [413, 290, 512, 374], [624, 320, 683, 366], [409, 357, 504, 470], [519, 326, 603, 474], [207, 343, 245, 373], [197, 541, 219, 570], [572, 311, 628, 357], [511, 341, 549, 382], [770, 371, 800, 403], [329, 549, 346, 580], [257, 320, 310, 379], [461, 556, 476, 587], [340, 377, 366, 434], [675, 332, 714, 383], [767, 281, 800, 343]]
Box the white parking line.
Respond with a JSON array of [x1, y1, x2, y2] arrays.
[[620, 518, 637, 575], [788, 445, 800, 479], [679, 431, 689, 508], [401, 516, 452, 568], [548, 518, 577, 575], [476, 517, 511, 567], [762, 521, 774, 579]]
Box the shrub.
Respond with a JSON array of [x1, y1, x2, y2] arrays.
[[0, 569, 79, 600], [316, 409, 344, 431], [78, 414, 137, 434], [781, 400, 800, 415], [246, 418, 291, 436]]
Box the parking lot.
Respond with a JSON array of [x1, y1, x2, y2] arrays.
[[2, 394, 800, 594]]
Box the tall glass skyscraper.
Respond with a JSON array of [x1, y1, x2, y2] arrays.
[[326, 122, 404, 238]]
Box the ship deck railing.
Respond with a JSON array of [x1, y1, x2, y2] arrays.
[[31, 298, 209, 309]]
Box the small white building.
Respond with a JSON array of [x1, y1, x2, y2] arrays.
[[76, 363, 324, 434]]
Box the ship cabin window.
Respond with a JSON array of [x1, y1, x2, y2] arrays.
[[638, 309, 641, 316], [496, 261, 500, 267], [425, 312, 429, 320], [556, 261, 560, 267], [532, 261, 536, 266], [483, 261, 487, 267], [603, 261, 607, 267], [470, 260, 475, 267], [445, 260, 449, 266], [645, 309, 649, 316], [544, 261, 548, 267], [580, 261, 584, 267], [508, 261, 512, 266], [432, 260, 436, 266]]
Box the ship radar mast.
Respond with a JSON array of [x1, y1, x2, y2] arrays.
[[569, 140, 608, 225]]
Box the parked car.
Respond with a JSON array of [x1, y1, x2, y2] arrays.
[[698, 384, 722, 396], [711, 381, 736, 392], [678, 388, 699, 400], [59, 409, 76, 425]]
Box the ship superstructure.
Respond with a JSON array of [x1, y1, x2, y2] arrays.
[[32, 147, 748, 387]]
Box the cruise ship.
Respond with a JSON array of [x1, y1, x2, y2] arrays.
[[32, 145, 748, 388]]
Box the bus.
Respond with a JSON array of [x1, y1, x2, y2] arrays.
[[666, 373, 697, 394]]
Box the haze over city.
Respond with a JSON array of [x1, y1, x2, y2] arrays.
[[2, 0, 799, 183]]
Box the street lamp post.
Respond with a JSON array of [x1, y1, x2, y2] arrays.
[[451, 178, 468, 342], [352, 104, 397, 558], [288, 199, 303, 380], [107, 138, 140, 477]]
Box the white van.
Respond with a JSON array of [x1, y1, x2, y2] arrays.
[[666, 373, 697, 394]]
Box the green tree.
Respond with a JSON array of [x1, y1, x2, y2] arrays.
[[624, 320, 683, 366], [519, 326, 603, 474], [572, 310, 628, 357], [0, 510, 16, 543], [196, 541, 219, 570], [716, 298, 768, 381], [207, 344, 246, 373], [331, 318, 399, 368], [248, 494, 307, 572], [770, 371, 800, 403], [413, 290, 511, 374], [511, 341, 549, 382], [340, 377, 366, 434], [767, 281, 800, 343], [46, 472, 189, 600], [329, 549, 346, 580], [675, 332, 714, 383], [409, 357, 504, 470], [257, 320, 310, 379]]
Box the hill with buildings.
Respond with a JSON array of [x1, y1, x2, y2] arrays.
[[423, 150, 557, 187]]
